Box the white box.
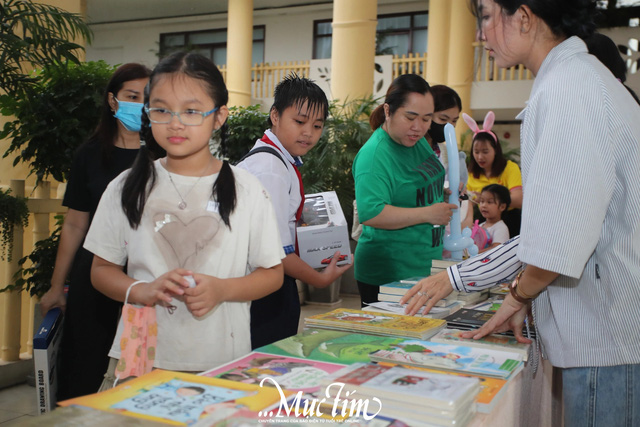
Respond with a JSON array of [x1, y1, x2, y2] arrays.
[[33, 308, 63, 413], [297, 191, 351, 269]]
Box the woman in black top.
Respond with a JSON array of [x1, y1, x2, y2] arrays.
[[39, 63, 151, 400]]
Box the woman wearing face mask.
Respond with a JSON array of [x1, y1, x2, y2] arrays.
[[39, 63, 151, 400], [425, 85, 473, 231], [352, 74, 458, 307]]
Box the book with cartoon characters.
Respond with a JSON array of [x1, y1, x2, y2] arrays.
[[432, 328, 530, 361], [199, 352, 346, 393], [304, 308, 446, 340], [369, 340, 523, 379], [257, 328, 408, 365], [58, 369, 292, 426], [320, 362, 479, 425]]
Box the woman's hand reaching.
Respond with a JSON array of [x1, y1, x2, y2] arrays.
[[400, 270, 455, 315]]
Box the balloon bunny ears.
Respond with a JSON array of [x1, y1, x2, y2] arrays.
[[462, 111, 497, 143]]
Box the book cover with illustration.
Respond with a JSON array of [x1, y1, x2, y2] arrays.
[[257, 328, 407, 365], [369, 340, 523, 379], [199, 352, 346, 393], [58, 369, 292, 426], [321, 363, 479, 415], [432, 328, 530, 361], [304, 308, 446, 339], [376, 361, 508, 414]]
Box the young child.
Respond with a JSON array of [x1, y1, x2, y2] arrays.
[[237, 75, 352, 349], [477, 184, 510, 252], [83, 52, 285, 383]]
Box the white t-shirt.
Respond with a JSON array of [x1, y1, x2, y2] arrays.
[[84, 160, 284, 371], [236, 129, 302, 254], [480, 220, 509, 245]]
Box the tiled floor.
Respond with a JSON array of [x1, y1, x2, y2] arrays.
[[0, 294, 361, 425]]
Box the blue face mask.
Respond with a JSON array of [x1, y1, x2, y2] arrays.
[[113, 97, 144, 132]]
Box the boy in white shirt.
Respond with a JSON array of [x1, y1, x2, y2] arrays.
[[478, 184, 510, 252]]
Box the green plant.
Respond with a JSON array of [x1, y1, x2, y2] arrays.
[[3, 215, 63, 297], [213, 104, 268, 164], [0, 0, 92, 97], [301, 96, 378, 229], [0, 188, 29, 261], [1, 60, 115, 185]]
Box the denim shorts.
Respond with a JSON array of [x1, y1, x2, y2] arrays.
[[562, 364, 640, 427]]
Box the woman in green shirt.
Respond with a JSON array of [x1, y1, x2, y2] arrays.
[[352, 74, 458, 307]]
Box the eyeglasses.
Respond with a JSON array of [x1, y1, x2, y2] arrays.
[[144, 106, 219, 126]]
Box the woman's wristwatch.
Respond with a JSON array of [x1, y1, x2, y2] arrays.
[[509, 270, 539, 304]]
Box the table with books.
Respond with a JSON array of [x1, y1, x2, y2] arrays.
[[48, 301, 560, 427]]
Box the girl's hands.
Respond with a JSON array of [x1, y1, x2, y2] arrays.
[[131, 268, 192, 306], [460, 294, 533, 344], [426, 203, 458, 225], [183, 274, 226, 318], [400, 270, 455, 315]]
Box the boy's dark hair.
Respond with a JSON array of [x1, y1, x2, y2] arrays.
[[482, 184, 511, 211], [121, 51, 236, 229], [267, 74, 329, 127]]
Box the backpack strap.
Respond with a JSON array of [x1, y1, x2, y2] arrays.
[[236, 146, 288, 168]]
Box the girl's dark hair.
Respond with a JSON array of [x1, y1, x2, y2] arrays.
[[370, 74, 432, 130], [91, 63, 151, 164], [431, 85, 462, 113], [482, 184, 511, 211], [468, 132, 508, 179], [468, 0, 598, 40], [268, 73, 329, 127], [121, 51, 235, 229]]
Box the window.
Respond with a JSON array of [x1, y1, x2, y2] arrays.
[[159, 26, 265, 66], [313, 12, 428, 59]]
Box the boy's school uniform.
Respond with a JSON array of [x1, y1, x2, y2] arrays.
[[84, 160, 285, 371], [237, 129, 303, 256], [480, 220, 510, 245]]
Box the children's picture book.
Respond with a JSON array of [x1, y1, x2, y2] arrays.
[[58, 369, 291, 426], [363, 301, 463, 320], [369, 340, 523, 379], [375, 361, 508, 414], [465, 298, 504, 312], [444, 308, 536, 339], [432, 328, 530, 361], [304, 308, 446, 340], [321, 363, 479, 415], [199, 352, 346, 393], [257, 328, 407, 365]]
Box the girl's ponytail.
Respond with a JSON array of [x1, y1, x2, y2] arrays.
[[213, 158, 237, 229]]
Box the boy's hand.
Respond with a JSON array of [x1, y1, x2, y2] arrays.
[[182, 273, 226, 317], [132, 269, 192, 306], [318, 251, 353, 287]]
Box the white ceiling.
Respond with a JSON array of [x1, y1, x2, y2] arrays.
[[85, 1, 333, 24]]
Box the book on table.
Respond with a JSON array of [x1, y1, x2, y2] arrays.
[[320, 362, 479, 426], [304, 308, 446, 340], [364, 300, 464, 320], [199, 351, 346, 393], [443, 308, 537, 339], [431, 328, 530, 361], [368, 339, 523, 379], [256, 328, 409, 365], [58, 369, 293, 426]]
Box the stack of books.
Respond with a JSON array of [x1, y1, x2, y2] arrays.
[[368, 340, 524, 379], [430, 258, 459, 275], [443, 308, 537, 340], [378, 281, 458, 307], [320, 363, 480, 426], [304, 308, 446, 340], [363, 300, 464, 320]]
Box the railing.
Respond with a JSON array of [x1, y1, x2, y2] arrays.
[[472, 42, 533, 82], [218, 49, 531, 100], [0, 180, 65, 362]]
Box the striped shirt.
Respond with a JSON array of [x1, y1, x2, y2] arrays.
[[449, 37, 640, 368]]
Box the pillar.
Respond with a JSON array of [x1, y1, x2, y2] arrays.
[[226, 0, 254, 107], [425, 0, 451, 86], [446, 0, 477, 147], [1, 181, 25, 361], [330, 0, 377, 104]]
